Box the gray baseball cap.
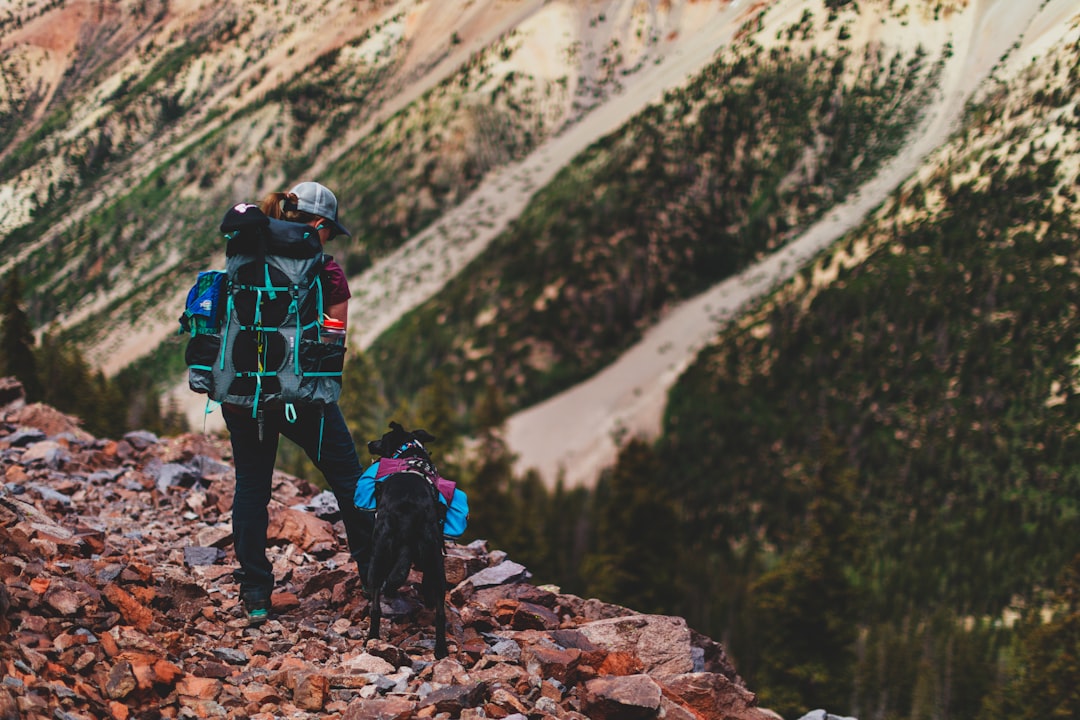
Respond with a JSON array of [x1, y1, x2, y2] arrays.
[[289, 181, 351, 237]]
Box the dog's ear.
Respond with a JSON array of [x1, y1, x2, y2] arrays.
[[389, 421, 404, 433], [413, 429, 436, 444]]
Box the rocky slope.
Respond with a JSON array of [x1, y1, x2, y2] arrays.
[[0, 379, 778, 720]]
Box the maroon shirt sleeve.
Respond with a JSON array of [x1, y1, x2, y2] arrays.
[[321, 258, 352, 306]]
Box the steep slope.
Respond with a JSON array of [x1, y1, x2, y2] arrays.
[[655, 7, 1080, 712], [504, 0, 1080, 486], [356, 0, 1040, 482], [2, 0, 745, 364]]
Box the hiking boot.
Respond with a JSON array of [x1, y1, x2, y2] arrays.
[[243, 597, 270, 626]]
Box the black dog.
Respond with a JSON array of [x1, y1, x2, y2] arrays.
[[365, 422, 449, 659]]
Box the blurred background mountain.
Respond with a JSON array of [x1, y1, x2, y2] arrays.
[[2, 1, 1079, 717]]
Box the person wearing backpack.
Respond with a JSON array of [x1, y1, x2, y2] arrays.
[[208, 181, 374, 625]]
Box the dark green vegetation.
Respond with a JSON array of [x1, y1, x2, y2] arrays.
[[342, 23, 1080, 720], [0, 272, 185, 438], [451, 43, 1080, 720], [367, 39, 945, 428], [2, 10, 565, 342], [659, 147, 1080, 716]]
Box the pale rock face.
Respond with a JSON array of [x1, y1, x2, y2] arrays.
[[578, 613, 695, 675]]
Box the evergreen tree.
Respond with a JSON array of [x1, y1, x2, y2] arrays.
[[0, 273, 42, 401], [462, 382, 516, 546], [497, 469, 551, 575], [742, 434, 862, 718], [339, 348, 390, 455], [37, 332, 132, 439], [580, 438, 683, 614], [540, 477, 591, 592], [413, 369, 461, 449], [979, 554, 1080, 720]]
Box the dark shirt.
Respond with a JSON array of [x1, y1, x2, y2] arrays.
[[323, 258, 351, 306]]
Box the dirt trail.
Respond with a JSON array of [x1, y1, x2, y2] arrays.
[[503, 0, 1077, 488]]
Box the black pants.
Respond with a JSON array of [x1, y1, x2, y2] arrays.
[[223, 403, 374, 601]]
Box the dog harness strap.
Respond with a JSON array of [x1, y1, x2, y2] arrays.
[[284, 402, 298, 423]]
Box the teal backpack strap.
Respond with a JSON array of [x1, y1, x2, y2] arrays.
[[291, 292, 302, 376], [316, 408, 326, 463], [251, 374, 262, 419], [264, 264, 277, 300], [284, 402, 298, 424], [201, 398, 221, 434], [219, 292, 234, 370]]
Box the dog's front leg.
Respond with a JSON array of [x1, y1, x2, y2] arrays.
[[367, 590, 382, 643], [433, 596, 448, 659], [424, 541, 449, 659], [367, 563, 383, 643]]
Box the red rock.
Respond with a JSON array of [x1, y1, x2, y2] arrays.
[[657, 672, 772, 720], [582, 674, 664, 720], [267, 503, 337, 555], [176, 675, 224, 700], [293, 672, 330, 711], [104, 660, 137, 699], [598, 650, 646, 676], [271, 591, 300, 612], [103, 584, 156, 631], [342, 695, 417, 719], [521, 643, 581, 683], [241, 681, 283, 705], [107, 700, 130, 720]]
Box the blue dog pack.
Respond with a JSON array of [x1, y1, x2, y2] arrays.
[[355, 458, 469, 538]]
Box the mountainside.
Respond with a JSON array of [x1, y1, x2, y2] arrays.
[[1, 0, 753, 372], [7, 0, 1075, 488], [653, 5, 1080, 717], [5, 1, 1080, 717]]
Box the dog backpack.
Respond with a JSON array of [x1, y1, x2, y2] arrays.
[[180, 202, 346, 423]]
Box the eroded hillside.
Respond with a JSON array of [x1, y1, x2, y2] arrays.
[[0, 0, 749, 376]]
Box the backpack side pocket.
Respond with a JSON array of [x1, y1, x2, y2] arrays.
[[297, 339, 346, 404], [186, 333, 221, 396]]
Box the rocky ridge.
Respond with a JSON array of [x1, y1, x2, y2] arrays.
[[0, 378, 776, 720]]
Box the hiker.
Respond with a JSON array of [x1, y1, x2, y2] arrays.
[[218, 181, 374, 624]]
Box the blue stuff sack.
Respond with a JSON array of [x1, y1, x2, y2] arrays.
[[180, 270, 226, 335]]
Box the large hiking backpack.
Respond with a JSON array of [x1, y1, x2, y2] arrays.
[[180, 202, 346, 421]]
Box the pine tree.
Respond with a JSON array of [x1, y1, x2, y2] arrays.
[[581, 438, 683, 614], [462, 382, 515, 546], [539, 477, 591, 591], [339, 348, 390, 454], [742, 433, 863, 718], [413, 369, 460, 449], [0, 274, 42, 401], [979, 554, 1080, 720]]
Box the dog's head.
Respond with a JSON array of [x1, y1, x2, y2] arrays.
[[367, 421, 436, 459]]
